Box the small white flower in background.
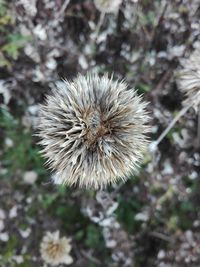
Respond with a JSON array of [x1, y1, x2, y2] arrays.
[[9, 206, 18, 219], [23, 171, 38, 184], [19, 227, 31, 239], [0, 232, 9, 242], [33, 24, 47, 41], [0, 209, 6, 232], [12, 255, 24, 264], [94, 0, 123, 13], [28, 104, 39, 116], [24, 44, 40, 63], [0, 80, 11, 105], [157, 250, 166, 260], [0, 209, 6, 220], [5, 137, 14, 148], [19, 0, 37, 17], [45, 58, 57, 70], [177, 50, 200, 112], [134, 211, 149, 222], [40, 231, 73, 266]]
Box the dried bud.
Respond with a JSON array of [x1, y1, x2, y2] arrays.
[[177, 50, 200, 112]]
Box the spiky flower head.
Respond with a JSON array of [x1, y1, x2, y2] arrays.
[[94, 0, 122, 13], [38, 73, 149, 189], [177, 50, 200, 112], [40, 231, 73, 266]]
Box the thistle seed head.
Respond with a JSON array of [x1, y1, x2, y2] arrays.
[[177, 50, 200, 111], [38, 73, 149, 189]]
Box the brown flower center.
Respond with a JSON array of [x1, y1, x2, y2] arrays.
[[84, 110, 110, 149], [47, 242, 63, 258]]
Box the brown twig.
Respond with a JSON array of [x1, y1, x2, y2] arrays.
[[151, 68, 174, 97], [81, 250, 102, 265], [152, 103, 192, 148], [150, 1, 168, 44], [55, 0, 70, 20], [149, 231, 174, 243]]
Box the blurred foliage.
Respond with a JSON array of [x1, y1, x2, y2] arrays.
[[116, 195, 144, 233], [0, 0, 12, 31], [0, 0, 30, 68], [85, 224, 103, 248], [136, 83, 151, 94], [0, 235, 32, 267], [2, 34, 31, 60], [2, 235, 18, 259], [0, 108, 46, 177]]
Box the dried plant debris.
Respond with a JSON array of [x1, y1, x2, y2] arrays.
[[82, 191, 134, 266], [156, 231, 200, 267]]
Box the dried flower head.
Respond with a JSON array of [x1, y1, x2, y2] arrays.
[[94, 0, 122, 13], [177, 50, 200, 112], [38, 73, 149, 189], [40, 231, 73, 266]]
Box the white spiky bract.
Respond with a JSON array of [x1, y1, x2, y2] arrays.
[[94, 0, 122, 13], [40, 231, 73, 266], [177, 50, 200, 112], [38, 73, 149, 189]]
